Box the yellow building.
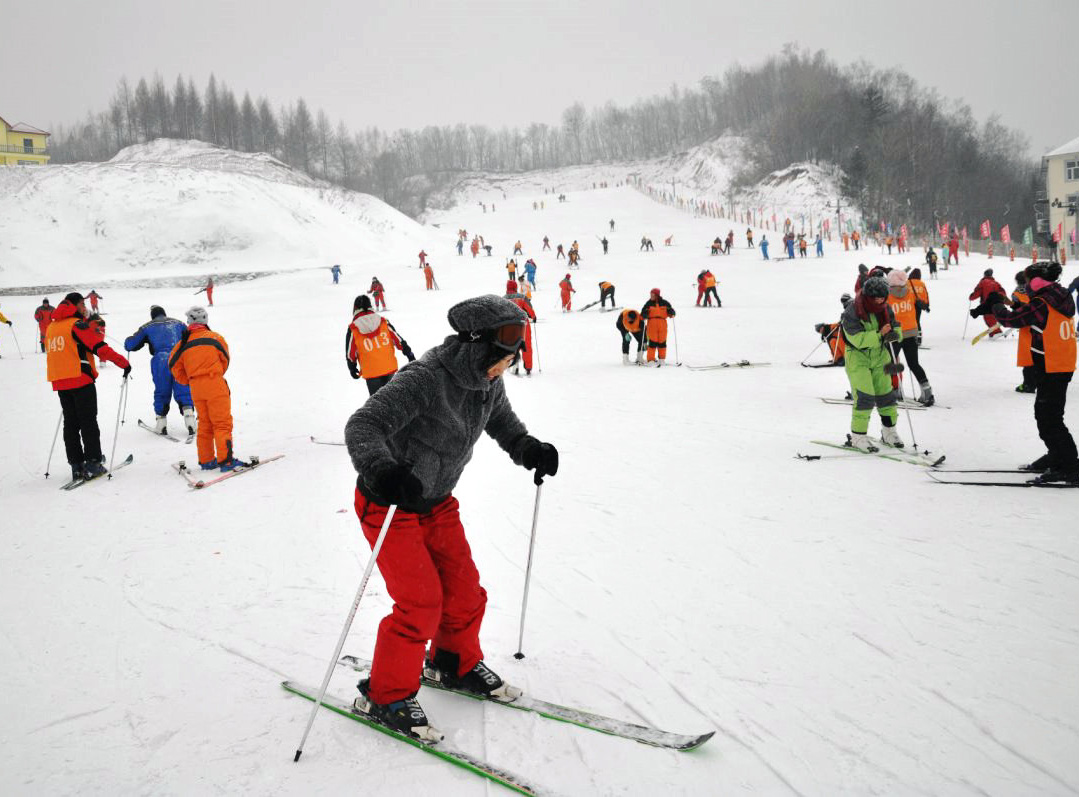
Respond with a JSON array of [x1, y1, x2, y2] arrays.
[[0, 114, 50, 165]]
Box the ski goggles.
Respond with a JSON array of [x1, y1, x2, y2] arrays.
[[458, 322, 526, 354]]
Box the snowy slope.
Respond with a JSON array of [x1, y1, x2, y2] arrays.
[[415, 136, 860, 233], [0, 140, 426, 289], [1, 177, 1078, 795]]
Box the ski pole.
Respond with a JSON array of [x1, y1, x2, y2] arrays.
[[962, 300, 972, 340], [889, 341, 918, 449], [107, 377, 129, 478], [799, 338, 826, 366], [8, 324, 24, 359], [294, 504, 398, 762], [514, 479, 544, 660], [44, 410, 62, 478], [671, 316, 681, 365]]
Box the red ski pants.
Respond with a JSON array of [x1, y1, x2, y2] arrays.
[[355, 492, 487, 703]]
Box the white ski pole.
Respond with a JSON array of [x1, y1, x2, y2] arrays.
[[8, 324, 24, 359], [671, 316, 681, 365], [531, 320, 541, 373], [44, 411, 62, 478], [107, 377, 129, 478], [294, 504, 398, 762], [962, 300, 972, 340], [514, 479, 544, 660], [889, 342, 918, 449]]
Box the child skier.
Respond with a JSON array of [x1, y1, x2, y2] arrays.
[[346, 295, 415, 396]]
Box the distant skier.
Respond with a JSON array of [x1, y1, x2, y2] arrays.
[[641, 288, 676, 366], [542, 236, 551, 251], [506, 284, 537, 376], [424, 263, 436, 291], [609, 219, 615, 231], [991, 262, 1078, 484], [346, 294, 415, 396], [839, 277, 904, 452], [969, 269, 1007, 336], [195, 277, 214, 306], [598, 281, 616, 309], [524, 258, 537, 290], [696, 271, 709, 306], [946, 236, 960, 265], [616, 308, 644, 365], [746, 228, 754, 248], [513, 240, 523, 256], [798, 235, 808, 258], [601, 236, 609, 254], [506, 259, 517, 281], [456, 238, 464, 256], [925, 247, 939, 279], [331, 264, 342, 285], [418, 250, 427, 267], [343, 295, 558, 738], [86, 290, 102, 313], [46, 292, 131, 481], [703, 271, 720, 307], [34, 298, 52, 352], [559, 274, 575, 312], [169, 306, 245, 470], [760, 235, 769, 260], [556, 243, 565, 259], [369, 277, 387, 311], [815, 234, 824, 257], [124, 305, 196, 438]]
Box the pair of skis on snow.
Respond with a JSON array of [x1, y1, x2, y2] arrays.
[[137, 418, 194, 444], [686, 360, 769, 370], [172, 455, 284, 489], [58, 454, 134, 490], [284, 655, 713, 795]]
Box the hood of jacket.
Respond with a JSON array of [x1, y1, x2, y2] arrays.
[[51, 300, 82, 322], [352, 310, 384, 335], [1033, 281, 1076, 317]]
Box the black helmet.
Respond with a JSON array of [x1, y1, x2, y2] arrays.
[[862, 277, 889, 299]]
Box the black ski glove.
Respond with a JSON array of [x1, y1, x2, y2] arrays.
[[969, 307, 983, 319], [883, 361, 905, 375], [363, 462, 424, 507], [882, 329, 901, 343], [403, 346, 416, 362], [992, 304, 1009, 319], [521, 437, 559, 485], [122, 365, 132, 378], [347, 360, 360, 380]]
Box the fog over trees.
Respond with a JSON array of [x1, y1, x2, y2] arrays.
[[49, 46, 1035, 230]]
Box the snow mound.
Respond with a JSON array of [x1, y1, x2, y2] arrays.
[[0, 140, 426, 288]]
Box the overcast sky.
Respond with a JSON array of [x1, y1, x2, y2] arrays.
[[5, 0, 1076, 157]]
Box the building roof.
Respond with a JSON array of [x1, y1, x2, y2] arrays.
[[1046, 135, 1079, 158], [10, 122, 49, 136]]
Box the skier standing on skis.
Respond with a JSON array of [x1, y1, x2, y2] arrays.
[[344, 294, 559, 738], [703, 271, 720, 307], [331, 264, 342, 284], [124, 306, 197, 438], [839, 277, 905, 451], [908, 268, 930, 339], [885, 270, 934, 405], [505, 284, 537, 375], [616, 308, 644, 364], [559, 274, 575, 312], [46, 293, 131, 481], [369, 277, 387, 311], [168, 307, 246, 472], [346, 295, 415, 396], [641, 289, 676, 366], [990, 261, 1078, 483], [34, 298, 52, 352], [1011, 271, 1038, 394], [524, 258, 537, 290], [87, 290, 103, 313]]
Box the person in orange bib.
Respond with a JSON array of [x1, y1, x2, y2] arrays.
[[886, 270, 934, 405], [641, 288, 676, 366], [1011, 271, 1037, 394], [907, 268, 930, 340], [168, 306, 245, 471], [46, 292, 131, 481], [992, 262, 1078, 484], [346, 295, 415, 395], [616, 308, 643, 364]]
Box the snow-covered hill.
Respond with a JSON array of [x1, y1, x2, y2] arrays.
[[413, 136, 860, 232], [1, 153, 1077, 795], [0, 140, 426, 289]]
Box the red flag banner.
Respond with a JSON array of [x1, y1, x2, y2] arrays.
[[900, 224, 908, 239], [1001, 224, 1011, 244], [941, 222, 949, 239], [1053, 222, 1063, 243], [979, 220, 991, 239]]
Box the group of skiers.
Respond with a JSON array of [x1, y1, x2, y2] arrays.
[[614, 289, 676, 366]]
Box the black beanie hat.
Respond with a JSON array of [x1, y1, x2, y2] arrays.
[[984, 268, 993, 277], [150, 305, 165, 319], [354, 295, 372, 312], [64, 292, 84, 305]]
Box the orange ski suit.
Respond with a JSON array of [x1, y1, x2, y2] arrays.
[[169, 324, 234, 464]]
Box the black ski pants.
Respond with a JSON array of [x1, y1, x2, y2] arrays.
[[895, 337, 928, 385], [58, 383, 102, 466], [365, 373, 395, 396], [704, 287, 720, 306], [1035, 371, 1078, 468], [600, 286, 615, 307], [618, 327, 643, 355]]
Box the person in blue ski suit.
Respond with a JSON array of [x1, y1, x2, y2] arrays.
[[331, 264, 342, 284], [760, 235, 769, 260], [785, 235, 796, 259], [125, 305, 196, 437], [524, 258, 538, 289]]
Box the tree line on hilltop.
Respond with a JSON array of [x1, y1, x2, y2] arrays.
[[48, 46, 1034, 232]]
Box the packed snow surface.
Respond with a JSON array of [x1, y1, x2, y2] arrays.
[[1, 165, 1077, 795]]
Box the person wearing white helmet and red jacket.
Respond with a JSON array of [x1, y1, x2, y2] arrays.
[[346, 294, 415, 396], [991, 261, 1078, 484], [343, 294, 559, 740], [45, 292, 131, 481], [839, 277, 904, 451], [885, 269, 934, 406], [641, 288, 676, 366]]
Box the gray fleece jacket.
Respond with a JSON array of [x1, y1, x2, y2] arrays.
[[345, 321, 532, 513]]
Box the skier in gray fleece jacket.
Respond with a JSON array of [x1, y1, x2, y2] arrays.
[[344, 294, 559, 739]]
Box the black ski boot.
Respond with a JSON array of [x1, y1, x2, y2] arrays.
[[1021, 454, 1052, 473], [354, 678, 443, 742], [425, 650, 522, 702], [82, 458, 107, 481], [1030, 467, 1079, 486], [70, 463, 84, 482]]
